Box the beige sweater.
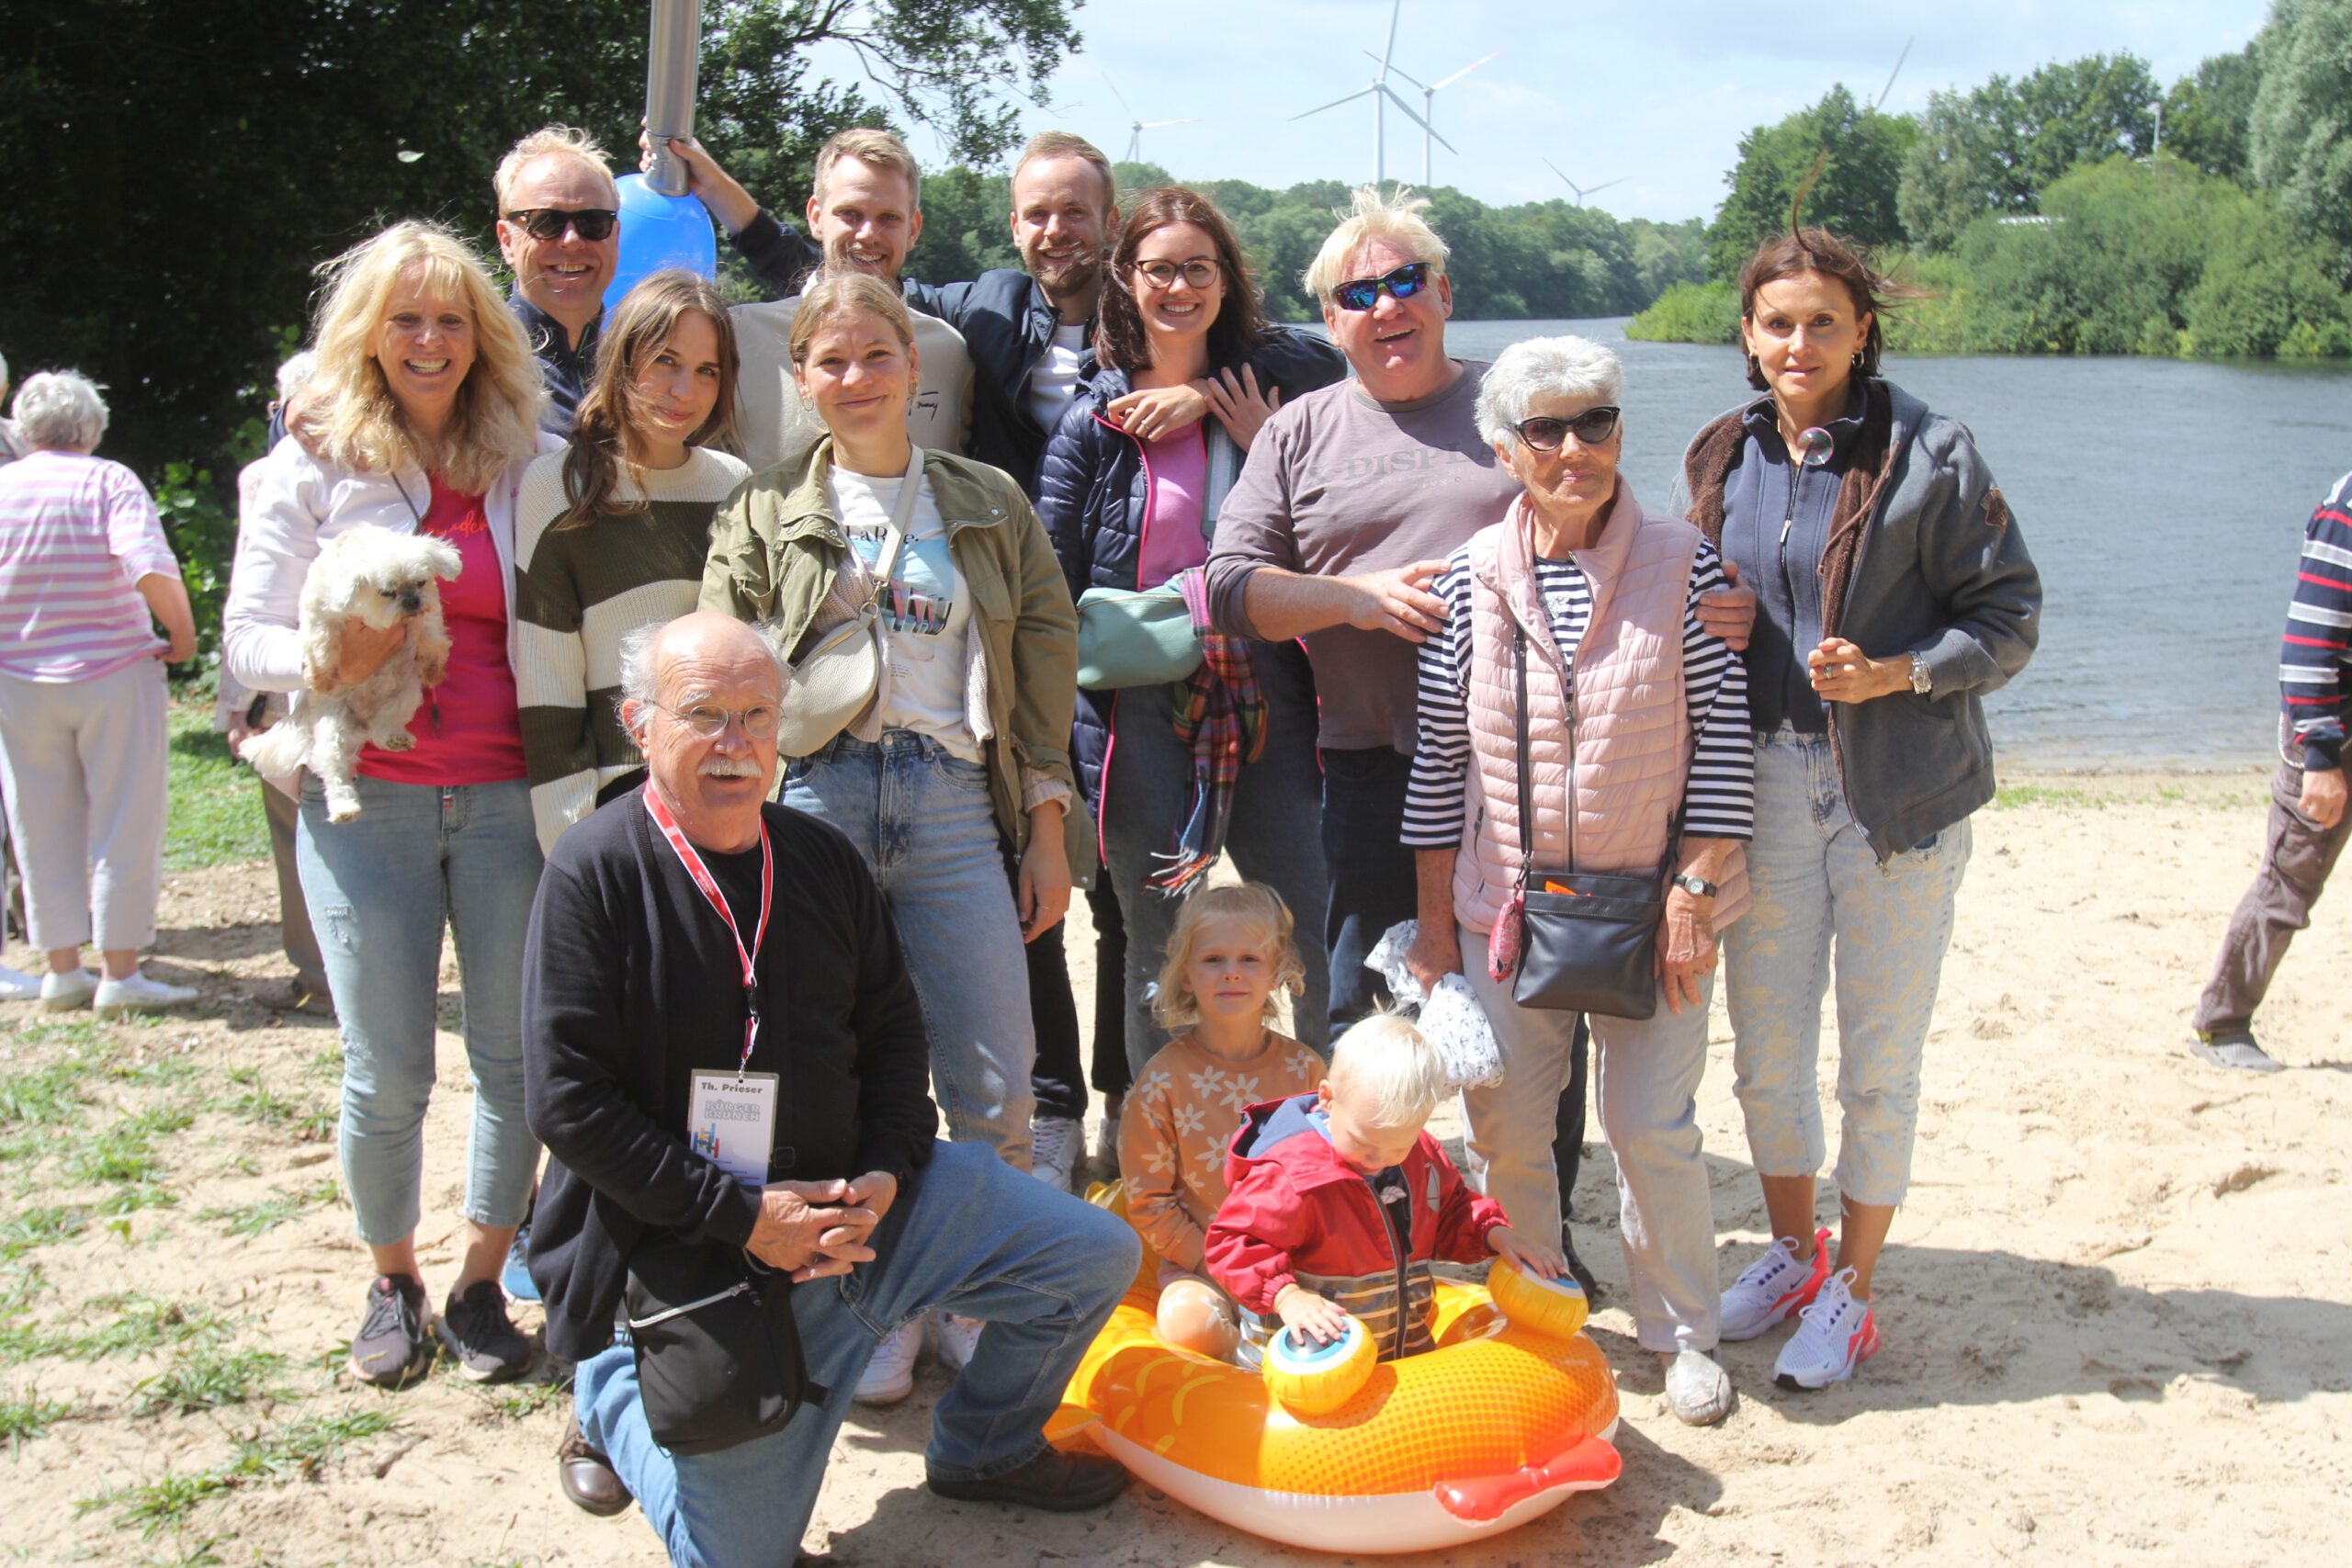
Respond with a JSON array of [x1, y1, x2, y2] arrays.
[[1119, 1031, 1324, 1273], [730, 293, 975, 475]]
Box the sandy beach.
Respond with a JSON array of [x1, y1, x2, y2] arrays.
[[2, 767, 2347, 1567]]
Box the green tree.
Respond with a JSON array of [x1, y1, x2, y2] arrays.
[[1706, 85, 1919, 279], [2248, 0, 2352, 282], [2161, 44, 2261, 182]]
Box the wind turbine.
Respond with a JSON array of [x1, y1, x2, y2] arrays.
[[1097, 69, 1199, 166], [1291, 0, 1451, 186], [1366, 49, 1497, 186], [1543, 160, 1626, 208]]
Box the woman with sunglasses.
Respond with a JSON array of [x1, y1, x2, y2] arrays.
[[1401, 334, 1755, 1427], [514, 269, 751, 856], [224, 220, 558, 1392], [1681, 228, 2039, 1394], [1035, 187, 1345, 1084]]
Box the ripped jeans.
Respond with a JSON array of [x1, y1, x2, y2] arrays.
[[296, 774, 543, 1245]]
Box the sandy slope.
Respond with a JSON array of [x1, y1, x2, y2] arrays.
[[1, 770, 2346, 1566]]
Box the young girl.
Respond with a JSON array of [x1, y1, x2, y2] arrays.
[[1119, 883, 1325, 1359]]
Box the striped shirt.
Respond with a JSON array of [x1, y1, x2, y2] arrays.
[[2280, 470, 2352, 769], [1402, 536, 1754, 847], [0, 449, 182, 682]]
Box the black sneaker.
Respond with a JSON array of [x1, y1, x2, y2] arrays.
[[351, 1274, 435, 1389], [927, 1446, 1129, 1512], [437, 1279, 532, 1382]]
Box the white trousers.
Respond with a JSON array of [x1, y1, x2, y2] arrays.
[[0, 660, 169, 952]]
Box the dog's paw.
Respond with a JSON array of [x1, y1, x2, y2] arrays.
[[325, 801, 362, 824], [379, 731, 417, 752]]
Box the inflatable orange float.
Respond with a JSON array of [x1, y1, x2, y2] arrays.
[[1052, 1185, 1622, 1554]]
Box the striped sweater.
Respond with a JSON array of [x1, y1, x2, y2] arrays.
[[2281, 470, 2352, 770], [512, 446, 752, 854], [0, 449, 181, 682]]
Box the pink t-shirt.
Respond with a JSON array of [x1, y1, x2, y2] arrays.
[[0, 450, 182, 682], [1136, 423, 1210, 590], [360, 479, 528, 785]]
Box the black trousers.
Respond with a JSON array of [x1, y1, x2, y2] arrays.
[[1029, 881, 1133, 1122]]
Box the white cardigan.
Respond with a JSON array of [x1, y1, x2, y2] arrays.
[[222, 432, 560, 694]]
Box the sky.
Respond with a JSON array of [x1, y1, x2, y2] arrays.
[[807, 0, 2277, 223]]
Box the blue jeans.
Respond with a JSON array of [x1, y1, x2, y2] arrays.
[[295, 775, 543, 1246], [1100, 645, 1330, 1078], [576, 1140, 1140, 1567], [1320, 745, 1419, 1028], [785, 733, 1035, 1168]]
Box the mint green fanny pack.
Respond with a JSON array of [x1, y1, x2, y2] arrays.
[[1075, 582, 1204, 690]]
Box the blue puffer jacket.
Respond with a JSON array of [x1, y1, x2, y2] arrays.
[[1039, 343, 1346, 806]]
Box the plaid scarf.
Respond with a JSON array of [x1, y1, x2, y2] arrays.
[[1150, 570, 1268, 893]]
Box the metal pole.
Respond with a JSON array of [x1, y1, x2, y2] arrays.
[[1375, 90, 1385, 186], [642, 0, 701, 197]]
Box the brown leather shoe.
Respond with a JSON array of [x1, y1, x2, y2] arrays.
[[557, 1427, 633, 1517]]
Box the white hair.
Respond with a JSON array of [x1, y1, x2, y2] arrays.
[[1303, 186, 1450, 303], [0, 345, 9, 394], [1474, 335, 1626, 449], [1328, 1014, 1449, 1129], [615, 616, 790, 739], [13, 370, 109, 451], [275, 349, 320, 404]]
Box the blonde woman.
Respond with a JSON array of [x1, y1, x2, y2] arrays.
[[514, 269, 751, 855], [224, 220, 556, 1390]]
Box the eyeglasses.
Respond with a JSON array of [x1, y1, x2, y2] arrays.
[[651, 700, 783, 739], [1512, 407, 1623, 451], [504, 207, 619, 243], [1330, 261, 1433, 312], [1133, 257, 1222, 290]]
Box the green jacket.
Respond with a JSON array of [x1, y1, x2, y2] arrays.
[[699, 439, 1080, 854]]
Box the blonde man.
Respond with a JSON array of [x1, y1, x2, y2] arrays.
[[494, 125, 622, 432]]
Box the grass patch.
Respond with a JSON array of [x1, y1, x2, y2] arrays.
[[217, 1081, 298, 1129], [479, 1379, 566, 1420], [22, 1295, 230, 1363], [164, 705, 267, 873], [198, 1179, 337, 1238], [0, 1204, 89, 1260], [1990, 783, 2110, 811], [82, 1406, 397, 1534], [135, 1347, 289, 1414], [0, 1059, 90, 1131], [0, 1387, 74, 1445], [65, 1107, 192, 1187]]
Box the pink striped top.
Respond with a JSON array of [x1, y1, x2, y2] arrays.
[[0, 450, 183, 682]]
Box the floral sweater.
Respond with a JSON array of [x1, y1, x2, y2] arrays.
[[1117, 1032, 1323, 1274]]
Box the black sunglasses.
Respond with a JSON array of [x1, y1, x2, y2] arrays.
[[1331, 261, 1433, 312], [504, 207, 619, 243], [1512, 407, 1623, 451]]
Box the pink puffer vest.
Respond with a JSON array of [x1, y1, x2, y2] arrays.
[[1449, 483, 1749, 937]]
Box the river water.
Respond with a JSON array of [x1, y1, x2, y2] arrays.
[[1438, 318, 2352, 770]]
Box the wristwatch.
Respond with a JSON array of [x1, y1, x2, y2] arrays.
[[1908, 650, 1932, 695], [1670, 872, 1719, 898]]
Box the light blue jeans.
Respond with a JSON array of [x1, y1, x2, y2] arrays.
[[1723, 728, 1971, 1209], [575, 1139, 1139, 1567], [784, 732, 1035, 1168], [296, 774, 543, 1245]]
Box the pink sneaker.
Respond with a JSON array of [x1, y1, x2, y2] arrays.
[[1719, 1226, 1832, 1341]]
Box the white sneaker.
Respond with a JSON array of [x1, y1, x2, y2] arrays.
[[1092, 1096, 1123, 1178], [1029, 1115, 1081, 1191], [1661, 1348, 1736, 1426], [94, 971, 198, 1017], [1719, 1227, 1832, 1341], [0, 964, 40, 1001], [931, 1312, 984, 1374], [1773, 1267, 1880, 1391], [854, 1320, 920, 1406], [40, 967, 98, 1011]]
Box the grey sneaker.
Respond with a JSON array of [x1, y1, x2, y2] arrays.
[[2191, 1029, 2284, 1074], [351, 1274, 435, 1388], [1029, 1114, 1081, 1191], [437, 1280, 531, 1382]]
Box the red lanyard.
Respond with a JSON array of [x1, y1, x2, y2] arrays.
[[642, 784, 773, 1076]]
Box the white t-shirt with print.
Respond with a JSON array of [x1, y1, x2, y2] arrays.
[[827, 467, 981, 761]]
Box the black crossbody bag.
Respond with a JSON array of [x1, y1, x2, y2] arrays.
[[623, 1235, 826, 1457], [1506, 619, 1668, 1021]]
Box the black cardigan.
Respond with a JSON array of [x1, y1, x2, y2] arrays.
[[522, 795, 937, 1360]]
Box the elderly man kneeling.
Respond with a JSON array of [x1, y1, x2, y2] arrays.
[[523, 612, 1136, 1565]]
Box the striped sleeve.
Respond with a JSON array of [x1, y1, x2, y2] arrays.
[[512, 455, 600, 858], [1679, 539, 1754, 840], [97, 462, 181, 583], [2282, 472, 2352, 770], [1401, 549, 1477, 849]]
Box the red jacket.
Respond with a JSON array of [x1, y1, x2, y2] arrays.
[[1204, 1095, 1509, 1356]]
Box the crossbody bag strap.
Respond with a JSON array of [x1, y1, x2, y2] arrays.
[[1512, 621, 1532, 890], [842, 446, 924, 610]]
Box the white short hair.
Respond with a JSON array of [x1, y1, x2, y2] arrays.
[[1474, 336, 1625, 448], [494, 124, 616, 212], [1327, 1014, 1449, 1129], [13, 370, 108, 450], [0, 345, 9, 393], [615, 616, 790, 739], [275, 349, 320, 404]]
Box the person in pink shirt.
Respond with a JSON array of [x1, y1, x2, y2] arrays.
[[0, 370, 198, 1011], [224, 220, 555, 1393]]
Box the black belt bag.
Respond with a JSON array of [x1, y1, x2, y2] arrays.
[[623, 1235, 826, 1457], [1505, 620, 1666, 1021]]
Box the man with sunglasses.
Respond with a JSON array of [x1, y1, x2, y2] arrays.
[[494, 127, 623, 434]]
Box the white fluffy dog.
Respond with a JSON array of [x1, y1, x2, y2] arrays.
[[240, 526, 462, 822]]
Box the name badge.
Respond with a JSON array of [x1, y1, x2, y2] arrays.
[[687, 1070, 778, 1188]]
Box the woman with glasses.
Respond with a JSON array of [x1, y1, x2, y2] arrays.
[[224, 220, 557, 1391], [699, 271, 1079, 1401], [1035, 187, 1346, 1085], [1681, 228, 2038, 1393], [514, 269, 751, 856], [1400, 334, 1755, 1427]]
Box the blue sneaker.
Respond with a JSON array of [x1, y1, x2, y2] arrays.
[[502, 1222, 540, 1303]]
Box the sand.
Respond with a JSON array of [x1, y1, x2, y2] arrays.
[[2, 768, 2347, 1566]]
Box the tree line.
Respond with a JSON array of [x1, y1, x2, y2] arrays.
[[1632, 0, 2352, 361]]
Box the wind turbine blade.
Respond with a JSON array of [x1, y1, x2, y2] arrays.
[[1369, 50, 1430, 90], [1292, 84, 1377, 120], [1379, 85, 1454, 152], [1582, 177, 1627, 197], [1094, 63, 1136, 119], [1873, 36, 1914, 111], [1544, 158, 1575, 187], [1431, 51, 1498, 93], [1379, 0, 1402, 73], [1141, 118, 1202, 130]]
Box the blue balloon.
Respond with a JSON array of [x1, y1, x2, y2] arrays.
[[605, 172, 718, 310]]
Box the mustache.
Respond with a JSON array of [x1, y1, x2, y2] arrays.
[[698, 758, 766, 779]]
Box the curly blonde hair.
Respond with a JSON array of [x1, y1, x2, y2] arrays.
[[1151, 883, 1306, 1032], [301, 220, 545, 493]]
